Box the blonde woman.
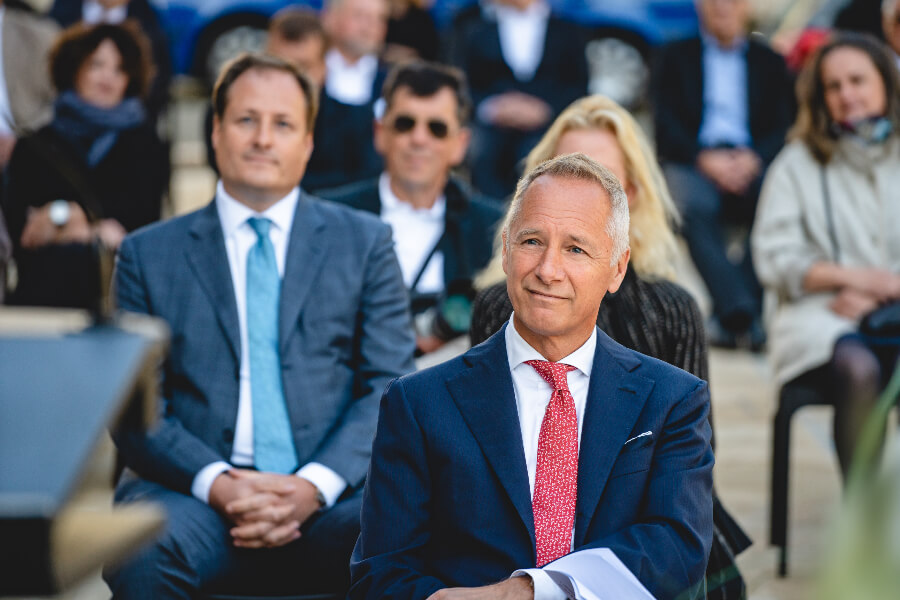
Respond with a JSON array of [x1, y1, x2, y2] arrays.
[[468, 94, 750, 599]]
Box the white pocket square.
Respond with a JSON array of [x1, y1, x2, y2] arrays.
[[623, 431, 652, 446]]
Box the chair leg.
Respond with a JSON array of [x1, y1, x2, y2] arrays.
[[770, 399, 793, 577]]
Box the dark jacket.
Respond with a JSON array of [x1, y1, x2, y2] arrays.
[[2, 123, 167, 308], [320, 176, 503, 292], [652, 35, 794, 166], [302, 92, 384, 193], [451, 13, 588, 118]]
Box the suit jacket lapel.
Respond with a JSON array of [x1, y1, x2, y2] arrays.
[[279, 192, 328, 353], [746, 42, 763, 134], [686, 37, 705, 128], [446, 326, 536, 543], [186, 201, 241, 363], [574, 331, 653, 545]]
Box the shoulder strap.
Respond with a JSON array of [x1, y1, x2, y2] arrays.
[[820, 164, 840, 263], [409, 229, 447, 293]]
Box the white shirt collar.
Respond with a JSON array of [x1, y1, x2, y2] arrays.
[[700, 28, 747, 53], [215, 181, 299, 240], [493, 0, 550, 21], [83, 0, 128, 24], [378, 172, 445, 220], [505, 312, 596, 378]]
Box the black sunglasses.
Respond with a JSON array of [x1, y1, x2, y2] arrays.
[[390, 114, 450, 139]]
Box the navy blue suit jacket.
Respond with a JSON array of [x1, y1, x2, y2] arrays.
[[351, 324, 714, 600], [112, 192, 416, 495]]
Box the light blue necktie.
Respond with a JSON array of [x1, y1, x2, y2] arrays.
[[246, 217, 297, 473]]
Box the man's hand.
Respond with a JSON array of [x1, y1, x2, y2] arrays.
[[697, 148, 760, 196], [729, 148, 761, 194], [20, 202, 92, 249], [416, 335, 446, 355], [426, 577, 534, 600], [0, 134, 16, 168], [481, 92, 551, 131], [696, 148, 735, 192], [208, 469, 324, 549]]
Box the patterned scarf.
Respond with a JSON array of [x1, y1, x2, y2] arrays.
[[50, 90, 146, 167]]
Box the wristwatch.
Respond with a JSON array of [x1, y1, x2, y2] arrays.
[[48, 200, 70, 227]]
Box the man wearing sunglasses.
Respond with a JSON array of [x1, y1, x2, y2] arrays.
[[322, 61, 503, 355]]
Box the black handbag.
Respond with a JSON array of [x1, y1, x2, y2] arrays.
[[859, 301, 900, 345]]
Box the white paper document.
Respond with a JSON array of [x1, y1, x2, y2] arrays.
[[542, 548, 656, 600]]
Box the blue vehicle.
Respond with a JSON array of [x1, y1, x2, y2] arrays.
[[150, 0, 698, 107]]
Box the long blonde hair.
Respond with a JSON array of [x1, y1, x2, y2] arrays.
[[475, 95, 680, 288]]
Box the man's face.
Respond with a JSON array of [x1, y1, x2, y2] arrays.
[[324, 0, 389, 59], [267, 34, 327, 89], [375, 86, 470, 193], [212, 68, 313, 208], [503, 174, 629, 356], [697, 0, 749, 44], [883, 1, 900, 56]]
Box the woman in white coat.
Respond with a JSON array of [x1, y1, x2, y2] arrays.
[[752, 33, 900, 478]]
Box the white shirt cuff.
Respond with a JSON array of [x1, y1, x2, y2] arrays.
[[512, 569, 568, 600], [296, 462, 347, 508], [191, 461, 231, 503]]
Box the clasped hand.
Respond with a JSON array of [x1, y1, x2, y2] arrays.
[[208, 469, 323, 549]]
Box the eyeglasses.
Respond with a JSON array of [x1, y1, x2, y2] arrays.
[[390, 114, 450, 139]]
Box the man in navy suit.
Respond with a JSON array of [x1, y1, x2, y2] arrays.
[[104, 53, 416, 598], [351, 154, 713, 600]]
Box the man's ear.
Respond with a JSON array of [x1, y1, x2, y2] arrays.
[[606, 247, 630, 294], [211, 114, 221, 152], [451, 127, 472, 166], [373, 117, 386, 158]]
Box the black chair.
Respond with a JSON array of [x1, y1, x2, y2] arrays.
[[769, 378, 831, 577]]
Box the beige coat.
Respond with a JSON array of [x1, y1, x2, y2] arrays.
[[752, 137, 900, 384], [2, 7, 57, 135]]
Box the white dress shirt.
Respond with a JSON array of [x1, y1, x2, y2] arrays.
[[324, 49, 378, 106], [378, 172, 445, 293], [495, 0, 549, 82], [82, 0, 128, 24], [190, 182, 347, 507], [0, 8, 14, 136], [504, 314, 598, 600]]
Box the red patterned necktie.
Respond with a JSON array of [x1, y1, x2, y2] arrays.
[[525, 359, 579, 567]]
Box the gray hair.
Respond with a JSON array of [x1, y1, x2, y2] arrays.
[[503, 153, 630, 265], [884, 0, 900, 15]]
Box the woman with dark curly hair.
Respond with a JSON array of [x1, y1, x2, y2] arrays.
[[753, 32, 900, 478], [2, 21, 167, 308]]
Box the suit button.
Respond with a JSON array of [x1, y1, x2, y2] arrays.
[[222, 428, 234, 443]]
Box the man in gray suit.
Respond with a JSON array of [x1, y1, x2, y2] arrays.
[[104, 53, 416, 598]]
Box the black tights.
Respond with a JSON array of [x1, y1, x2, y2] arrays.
[[827, 337, 899, 478]]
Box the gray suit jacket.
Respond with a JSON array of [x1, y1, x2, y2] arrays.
[[113, 192, 416, 495], [2, 8, 57, 134]]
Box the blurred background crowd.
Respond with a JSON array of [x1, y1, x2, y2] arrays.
[[2, 0, 900, 598]]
